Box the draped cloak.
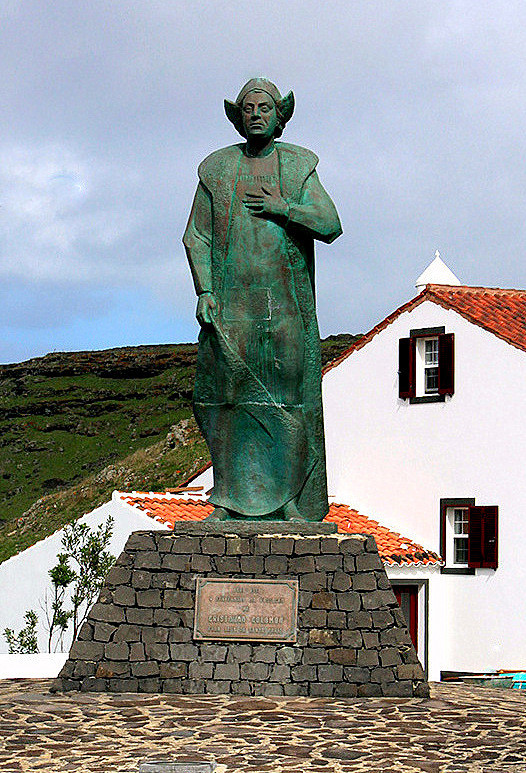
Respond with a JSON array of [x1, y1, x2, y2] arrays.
[[183, 142, 342, 520]]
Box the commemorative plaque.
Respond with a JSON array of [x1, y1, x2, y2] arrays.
[[193, 577, 298, 642]]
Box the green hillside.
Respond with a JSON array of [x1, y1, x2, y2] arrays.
[[0, 334, 358, 563]]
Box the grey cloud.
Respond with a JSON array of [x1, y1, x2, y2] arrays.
[[2, 1, 526, 360]]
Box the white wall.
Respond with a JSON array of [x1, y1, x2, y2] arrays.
[[0, 653, 68, 679], [324, 300, 526, 677], [0, 495, 167, 655], [185, 465, 213, 494]]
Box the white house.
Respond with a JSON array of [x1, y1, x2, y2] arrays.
[[322, 255, 526, 680], [2, 255, 524, 683]]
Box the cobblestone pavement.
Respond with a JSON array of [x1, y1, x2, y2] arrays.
[[0, 680, 525, 773]]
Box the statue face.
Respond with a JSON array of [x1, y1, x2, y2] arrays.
[[241, 91, 279, 140]]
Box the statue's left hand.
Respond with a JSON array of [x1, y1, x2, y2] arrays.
[[243, 186, 289, 220]]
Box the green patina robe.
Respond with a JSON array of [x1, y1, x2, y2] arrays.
[[183, 142, 341, 520]]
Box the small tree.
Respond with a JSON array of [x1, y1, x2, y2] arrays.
[[44, 553, 76, 652], [61, 516, 115, 643], [3, 516, 116, 654], [4, 610, 39, 654]]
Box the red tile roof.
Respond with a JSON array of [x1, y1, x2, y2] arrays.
[[324, 503, 442, 566], [118, 493, 442, 567], [324, 283, 526, 373]]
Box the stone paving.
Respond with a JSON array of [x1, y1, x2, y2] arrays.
[[0, 679, 525, 773]]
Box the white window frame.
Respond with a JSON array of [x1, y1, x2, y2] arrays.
[[445, 506, 469, 568], [415, 336, 439, 397]]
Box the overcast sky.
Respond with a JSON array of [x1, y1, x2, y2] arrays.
[[1, 0, 526, 363]]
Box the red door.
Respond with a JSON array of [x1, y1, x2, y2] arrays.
[[392, 584, 418, 650]]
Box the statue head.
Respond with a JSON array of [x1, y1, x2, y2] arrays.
[[224, 78, 295, 140]]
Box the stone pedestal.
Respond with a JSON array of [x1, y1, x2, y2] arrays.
[[53, 523, 429, 697]]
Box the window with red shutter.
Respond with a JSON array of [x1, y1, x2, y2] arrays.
[[440, 498, 497, 574], [400, 327, 454, 403], [398, 337, 415, 398], [438, 333, 455, 395], [467, 507, 484, 568], [468, 506, 498, 569]]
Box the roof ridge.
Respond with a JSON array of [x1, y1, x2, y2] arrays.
[[323, 282, 526, 371], [427, 283, 526, 294], [322, 289, 428, 373]]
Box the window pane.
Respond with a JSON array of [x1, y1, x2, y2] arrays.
[[425, 339, 439, 366], [454, 537, 469, 564], [425, 367, 439, 393], [454, 509, 469, 534]]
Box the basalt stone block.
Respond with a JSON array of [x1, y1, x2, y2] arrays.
[[145, 643, 170, 661], [240, 662, 269, 680], [191, 555, 213, 572], [113, 585, 136, 606], [283, 682, 308, 696], [301, 609, 327, 628], [304, 648, 329, 665], [127, 608, 154, 626], [310, 683, 335, 697], [200, 644, 227, 662], [201, 536, 226, 555], [214, 663, 240, 680], [308, 628, 339, 647], [69, 641, 104, 660], [214, 557, 241, 573], [351, 573, 378, 592], [327, 611, 347, 628], [254, 682, 285, 696], [159, 662, 187, 679], [275, 646, 302, 665], [269, 536, 294, 555], [252, 645, 277, 663], [93, 622, 115, 642], [89, 603, 125, 624], [357, 649, 379, 667], [76, 621, 94, 641], [225, 536, 250, 555], [132, 661, 160, 677], [288, 555, 316, 573], [130, 643, 145, 660], [341, 630, 363, 648], [126, 533, 157, 551], [189, 662, 214, 680], [134, 551, 161, 570], [131, 570, 152, 589], [328, 648, 357, 666], [239, 556, 265, 573], [106, 566, 131, 586], [356, 553, 384, 571], [162, 554, 191, 572], [264, 555, 289, 574], [299, 572, 327, 591], [311, 591, 336, 609], [153, 609, 180, 627], [53, 528, 429, 698], [104, 642, 129, 661]]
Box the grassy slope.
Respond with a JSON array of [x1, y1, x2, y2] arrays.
[[0, 335, 358, 563]]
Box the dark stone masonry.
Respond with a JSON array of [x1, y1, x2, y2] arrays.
[[53, 523, 429, 698]]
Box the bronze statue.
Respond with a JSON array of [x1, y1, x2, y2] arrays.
[[183, 78, 342, 521]]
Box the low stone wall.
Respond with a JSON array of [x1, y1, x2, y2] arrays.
[[54, 524, 429, 697]]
